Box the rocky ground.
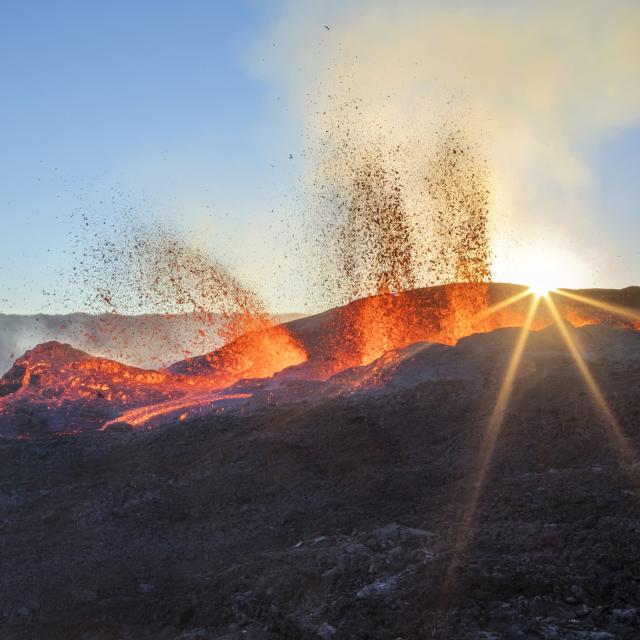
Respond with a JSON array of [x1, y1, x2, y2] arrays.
[[1, 323, 640, 639]]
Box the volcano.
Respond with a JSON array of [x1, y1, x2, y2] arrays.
[[1, 282, 640, 638], [1, 283, 638, 437]]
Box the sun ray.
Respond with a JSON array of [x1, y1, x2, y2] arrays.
[[544, 295, 636, 467], [474, 287, 533, 321], [439, 295, 540, 610], [554, 289, 640, 324]]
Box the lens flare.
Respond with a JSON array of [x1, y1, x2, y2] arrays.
[[555, 289, 640, 326], [545, 294, 636, 466], [439, 294, 540, 609]]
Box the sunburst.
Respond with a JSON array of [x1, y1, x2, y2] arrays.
[[545, 293, 636, 465], [440, 293, 540, 609], [474, 287, 533, 319], [440, 282, 638, 610], [555, 288, 640, 324]]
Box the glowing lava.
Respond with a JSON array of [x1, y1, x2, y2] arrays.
[[0, 282, 638, 437]]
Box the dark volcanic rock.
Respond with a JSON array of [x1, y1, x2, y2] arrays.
[[0, 341, 184, 437], [1, 318, 640, 638]]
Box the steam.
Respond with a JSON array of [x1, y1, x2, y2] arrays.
[[256, 0, 640, 287]]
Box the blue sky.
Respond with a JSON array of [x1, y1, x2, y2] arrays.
[[0, 0, 638, 313], [0, 1, 297, 313]]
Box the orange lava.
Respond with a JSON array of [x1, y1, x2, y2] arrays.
[[102, 392, 253, 429], [1, 283, 638, 435], [178, 320, 307, 383], [299, 283, 637, 375], [319, 283, 493, 369]]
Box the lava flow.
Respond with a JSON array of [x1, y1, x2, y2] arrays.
[[1, 282, 638, 437]]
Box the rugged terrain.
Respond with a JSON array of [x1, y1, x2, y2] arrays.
[[1, 313, 640, 639]]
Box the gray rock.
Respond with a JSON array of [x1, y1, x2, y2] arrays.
[[317, 622, 337, 639]]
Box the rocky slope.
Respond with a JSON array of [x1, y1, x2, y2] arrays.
[[1, 319, 640, 638]]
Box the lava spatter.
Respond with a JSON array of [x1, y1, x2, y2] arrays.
[[75, 217, 306, 384], [306, 97, 494, 365], [423, 125, 492, 285]]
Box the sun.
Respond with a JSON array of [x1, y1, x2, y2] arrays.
[[528, 283, 551, 297], [510, 254, 561, 297], [492, 243, 589, 298], [527, 272, 557, 297]]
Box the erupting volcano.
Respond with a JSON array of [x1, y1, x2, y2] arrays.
[[1, 282, 638, 437], [2, 108, 640, 437], [3, 112, 636, 438], [4, 3, 640, 638]]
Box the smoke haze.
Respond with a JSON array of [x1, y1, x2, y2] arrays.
[[254, 0, 640, 290]]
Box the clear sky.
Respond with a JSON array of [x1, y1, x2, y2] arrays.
[[0, 0, 297, 313], [1, 0, 639, 314]]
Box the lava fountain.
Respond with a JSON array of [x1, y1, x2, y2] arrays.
[[1, 107, 638, 436], [77, 219, 307, 386], [307, 108, 494, 369]]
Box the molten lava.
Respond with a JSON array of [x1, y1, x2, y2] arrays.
[[0, 283, 638, 437], [171, 321, 307, 383]]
